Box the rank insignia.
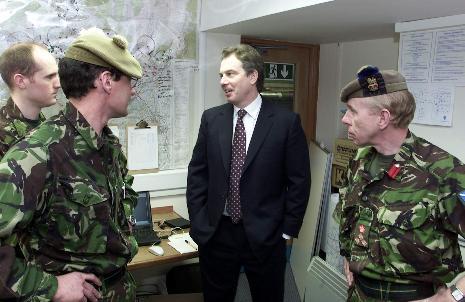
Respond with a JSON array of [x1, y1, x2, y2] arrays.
[[356, 233, 368, 247], [387, 163, 401, 179], [359, 224, 366, 233]]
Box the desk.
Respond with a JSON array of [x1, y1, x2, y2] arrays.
[[128, 207, 199, 271]]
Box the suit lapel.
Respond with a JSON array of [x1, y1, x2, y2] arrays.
[[243, 100, 274, 173], [219, 104, 234, 174]]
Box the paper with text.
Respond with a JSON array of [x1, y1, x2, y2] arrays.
[[127, 126, 158, 171]]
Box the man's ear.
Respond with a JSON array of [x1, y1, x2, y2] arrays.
[[248, 70, 258, 85], [12, 73, 28, 89], [98, 71, 113, 94], [378, 108, 391, 130]]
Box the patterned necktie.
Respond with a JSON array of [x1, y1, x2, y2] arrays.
[[227, 109, 247, 223]]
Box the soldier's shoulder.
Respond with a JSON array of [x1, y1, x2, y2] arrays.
[[412, 134, 463, 175], [26, 116, 67, 146]]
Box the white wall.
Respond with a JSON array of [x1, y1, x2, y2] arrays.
[[201, 32, 241, 109], [316, 37, 399, 151], [200, 0, 332, 31], [409, 87, 465, 162]]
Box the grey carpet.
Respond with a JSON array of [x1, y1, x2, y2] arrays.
[[234, 263, 301, 302]]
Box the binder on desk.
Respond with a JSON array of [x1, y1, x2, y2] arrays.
[[127, 120, 159, 174]]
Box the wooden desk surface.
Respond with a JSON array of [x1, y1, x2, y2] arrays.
[[128, 207, 199, 271]]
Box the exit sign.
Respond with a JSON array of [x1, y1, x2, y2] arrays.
[[265, 62, 294, 80]]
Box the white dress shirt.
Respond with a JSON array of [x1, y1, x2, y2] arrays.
[[232, 94, 262, 152]]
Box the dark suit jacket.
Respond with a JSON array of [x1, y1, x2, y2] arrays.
[[186, 99, 310, 259]]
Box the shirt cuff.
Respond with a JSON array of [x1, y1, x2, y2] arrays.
[[282, 233, 291, 240]]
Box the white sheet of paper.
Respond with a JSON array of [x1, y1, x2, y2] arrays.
[[127, 126, 158, 170], [168, 233, 198, 254]]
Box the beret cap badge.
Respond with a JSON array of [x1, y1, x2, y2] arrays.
[[366, 76, 379, 92], [357, 65, 386, 97]]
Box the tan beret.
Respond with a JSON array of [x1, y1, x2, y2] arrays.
[[64, 27, 142, 79], [340, 65, 408, 103]]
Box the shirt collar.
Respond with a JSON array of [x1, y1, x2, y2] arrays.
[[63, 102, 104, 150], [393, 130, 415, 163], [234, 94, 262, 120], [5, 97, 45, 137]]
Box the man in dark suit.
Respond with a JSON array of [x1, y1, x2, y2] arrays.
[[187, 44, 311, 302]]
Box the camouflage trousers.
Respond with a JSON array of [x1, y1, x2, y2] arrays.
[[26, 270, 136, 302], [99, 270, 137, 302], [347, 280, 435, 302]]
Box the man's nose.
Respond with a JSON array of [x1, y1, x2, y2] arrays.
[[55, 77, 61, 88], [341, 111, 350, 124]]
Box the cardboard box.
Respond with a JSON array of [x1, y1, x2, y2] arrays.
[[332, 139, 358, 188], [331, 164, 347, 188]]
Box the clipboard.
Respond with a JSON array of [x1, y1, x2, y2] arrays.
[[126, 120, 159, 174]]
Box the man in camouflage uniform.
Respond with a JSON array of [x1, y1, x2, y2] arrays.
[[335, 65, 465, 301], [0, 28, 142, 301], [0, 42, 61, 300], [0, 42, 60, 158]]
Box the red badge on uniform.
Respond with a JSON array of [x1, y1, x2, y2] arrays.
[[387, 164, 401, 179], [359, 224, 366, 233]]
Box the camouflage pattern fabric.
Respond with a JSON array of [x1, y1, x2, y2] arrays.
[[335, 131, 465, 289], [100, 271, 137, 302], [0, 97, 44, 159], [347, 282, 408, 302], [0, 102, 138, 300]]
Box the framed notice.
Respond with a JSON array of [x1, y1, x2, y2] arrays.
[[126, 125, 159, 174]]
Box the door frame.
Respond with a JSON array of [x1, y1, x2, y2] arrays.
[[241, 37, 319, 141]]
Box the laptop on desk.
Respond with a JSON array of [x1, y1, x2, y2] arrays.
[[132, 191, 161, 246]]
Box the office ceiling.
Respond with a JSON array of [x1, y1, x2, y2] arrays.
[[203, 0, 465, 44]]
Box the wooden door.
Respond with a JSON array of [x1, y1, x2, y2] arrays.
[[241, 37, 319, 141]]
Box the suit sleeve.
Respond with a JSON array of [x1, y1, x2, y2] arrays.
[[283, 114, 311, 238], [186, 112, 209, 224]]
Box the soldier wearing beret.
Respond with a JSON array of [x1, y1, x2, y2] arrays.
[[0, 28, 142, 301], [334, 65, 465, 301]]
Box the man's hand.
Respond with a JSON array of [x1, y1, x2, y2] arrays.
[[53, 272, 102, 302], [344, 258, 354, 287]]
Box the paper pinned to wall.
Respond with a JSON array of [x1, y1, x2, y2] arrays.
[[399, 25, 465, 127], [409, 83, 455, 126], [127, 126, 159, 172]]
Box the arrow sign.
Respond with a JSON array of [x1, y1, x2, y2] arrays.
[[281, 65, 288, 78], [265, 62, 294, 80]]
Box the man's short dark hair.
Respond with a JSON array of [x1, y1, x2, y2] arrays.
[[221, 44, 264, 92], [58, 58, 122, 99], [0, 42, 46, 89]]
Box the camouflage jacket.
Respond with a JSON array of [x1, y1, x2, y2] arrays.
[[0, 102, 138, 300], [0, 97, 45, 158], [335, 131, 465, 285]]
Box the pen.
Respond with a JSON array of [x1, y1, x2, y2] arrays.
[[185, 239, 198, 251]]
